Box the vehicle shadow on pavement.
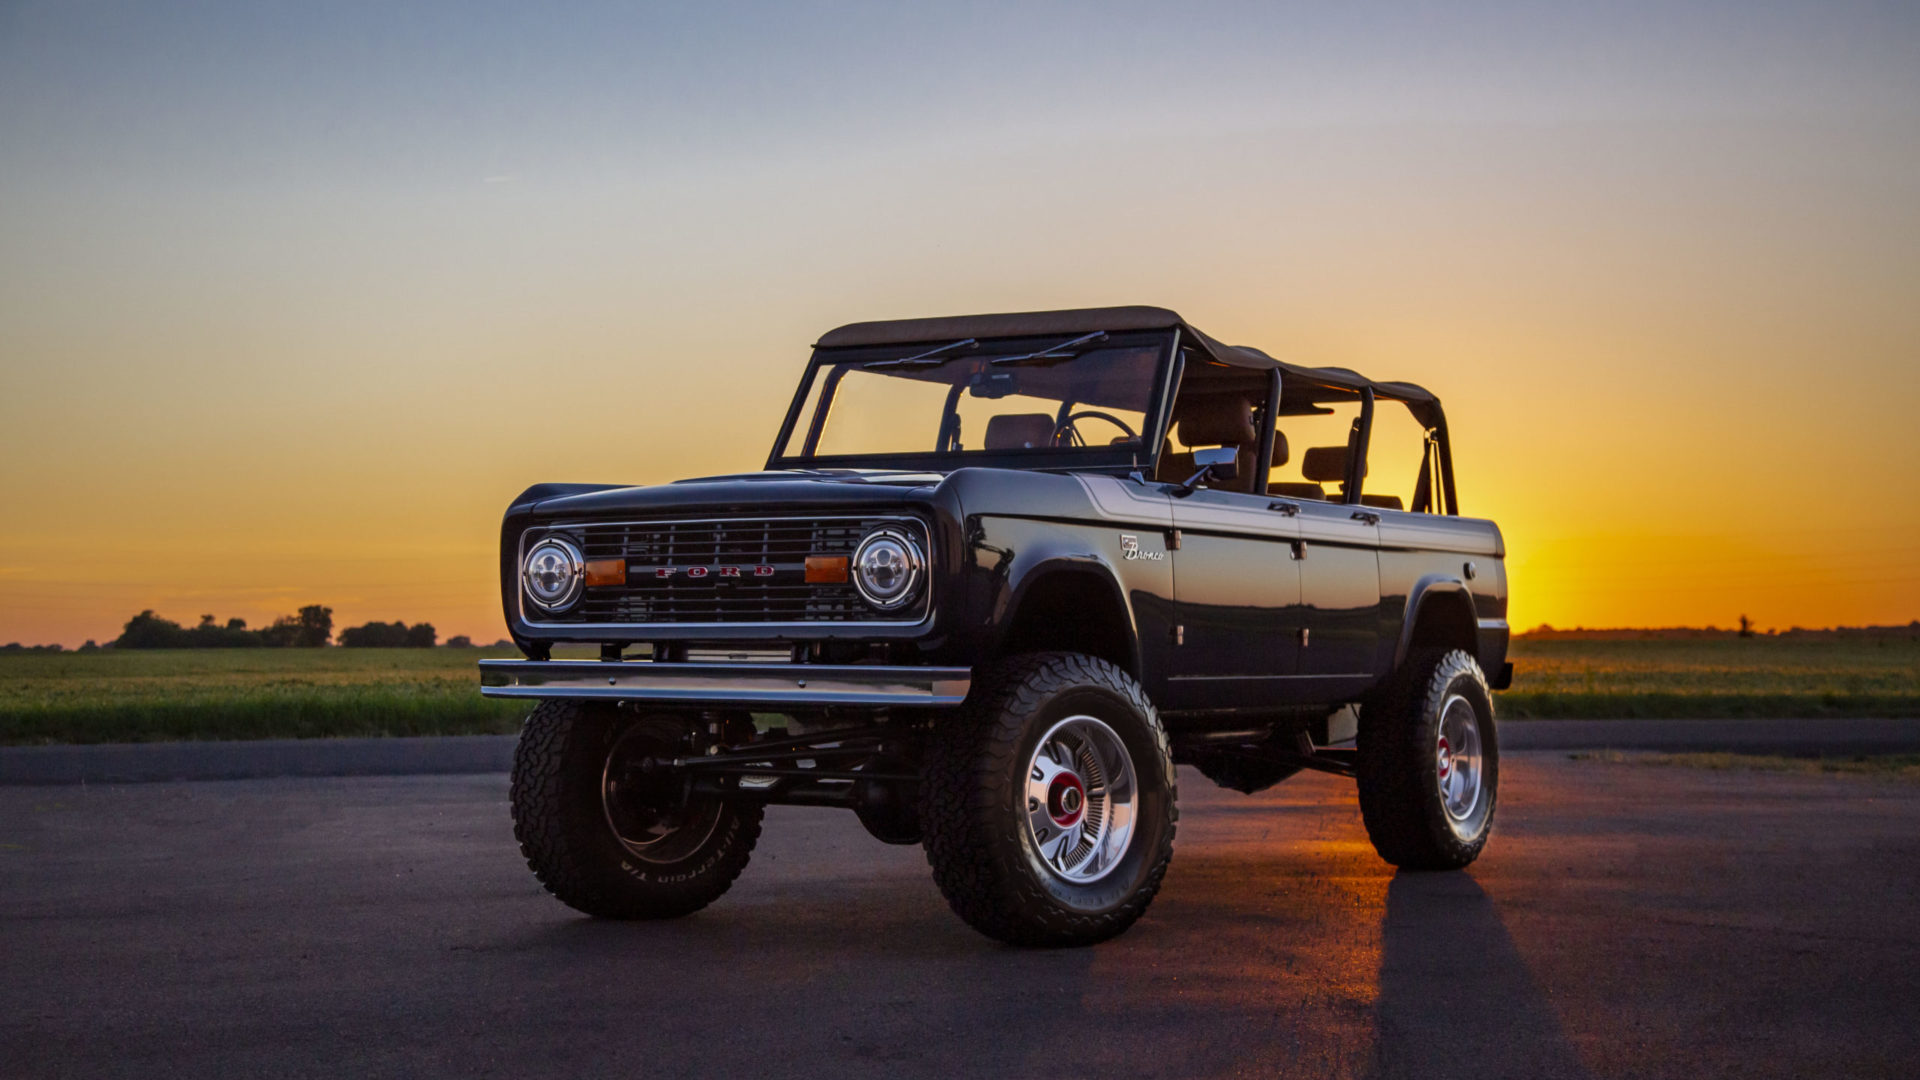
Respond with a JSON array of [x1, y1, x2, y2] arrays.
[[1368, 872, 1593, 1080]]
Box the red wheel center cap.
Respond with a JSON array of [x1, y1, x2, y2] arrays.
[[1437, 736, 1453, 779], [1048, 773, 1086, 827]]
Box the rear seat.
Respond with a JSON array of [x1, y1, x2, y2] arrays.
[[1264, 431, 1326, 499], [1300, 445, 1360, 500], [1268, 481, 1327, 500]]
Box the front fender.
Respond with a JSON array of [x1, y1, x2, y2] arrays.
[[964, 517, 1146, 679]]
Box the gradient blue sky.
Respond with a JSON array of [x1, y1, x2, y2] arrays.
[[3, 1, 1917, 644]]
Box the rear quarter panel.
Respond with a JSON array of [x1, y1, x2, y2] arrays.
[[1374, 510, 1508, 677]]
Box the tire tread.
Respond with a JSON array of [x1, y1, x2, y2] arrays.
[[920, 652, 1176, 946]]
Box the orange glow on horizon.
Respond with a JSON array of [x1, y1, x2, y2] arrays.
[[3, 9, 1916, 647]]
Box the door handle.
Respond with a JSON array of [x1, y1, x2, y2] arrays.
[[1290, 540, 1305, 561], [1350, 510, 1380, 525], [1267, 500, 1300, 516]]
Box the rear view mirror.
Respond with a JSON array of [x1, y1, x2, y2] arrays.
[[968, 371, 1018, 399]]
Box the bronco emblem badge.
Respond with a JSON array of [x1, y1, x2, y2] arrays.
[[1119, 534, 1164, 562]]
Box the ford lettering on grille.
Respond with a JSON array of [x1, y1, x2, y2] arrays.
[[655, 565, 777, 579]]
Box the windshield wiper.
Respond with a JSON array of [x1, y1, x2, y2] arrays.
[[989, 330, 1109, 366], [863, 338, 978, 370]]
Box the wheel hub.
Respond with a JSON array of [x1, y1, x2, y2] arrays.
[[1023, 715, 1139, 885], [1047, 772, 1086, 827], [1435, 694, 1484, 828], [602, 724, 723, 864]]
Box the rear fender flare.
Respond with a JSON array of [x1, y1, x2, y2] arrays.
[[1393, 575, 1478, 670]]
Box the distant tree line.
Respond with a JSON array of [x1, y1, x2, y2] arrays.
[[1517, 621, 1920, 642], [336, 620, 437, 648], [115, 606, 336, 649], [1, 609, 504, 652], [104, 607, 454, 649]]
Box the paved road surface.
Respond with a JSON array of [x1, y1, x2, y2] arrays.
[[8, 717, 1917, 785], [3, 755, 1916, 1079]]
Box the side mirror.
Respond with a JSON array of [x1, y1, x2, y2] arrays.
[[1175, 446, 1240, 496], [1193, 446, 1239, 479]]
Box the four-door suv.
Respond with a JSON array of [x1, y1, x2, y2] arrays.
[[483, 306, 1511, 946]]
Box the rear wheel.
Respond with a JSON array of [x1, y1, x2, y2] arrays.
[[510, 700, 762, 919], [1355, 648, 1498, 870], [921, 652, 1177, 946]]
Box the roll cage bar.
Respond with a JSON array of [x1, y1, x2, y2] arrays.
[[768, 308, 1460, 514]]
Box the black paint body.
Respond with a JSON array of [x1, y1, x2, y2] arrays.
[[497, 313, 1508, 733], [497, 473, 1507, 728]]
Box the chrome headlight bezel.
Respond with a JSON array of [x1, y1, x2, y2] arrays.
[[850, 527, 925, 611], [522, 535, 585, 613]]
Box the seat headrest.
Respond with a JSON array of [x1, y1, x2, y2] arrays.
[[1301, 445, 1365, 483], [1270, 430, 1289, 467], [983, 413, 1056, 450], [1175, 396, 1254, 447]]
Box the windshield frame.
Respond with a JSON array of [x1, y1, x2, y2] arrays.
[[765, 328, 1182, 474]]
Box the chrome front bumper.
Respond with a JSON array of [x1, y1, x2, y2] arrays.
[[478, 659, 972, 708]]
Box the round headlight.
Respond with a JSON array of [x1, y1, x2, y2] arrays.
[[851, 528, 924, 611], [523, 536, 584, 612]]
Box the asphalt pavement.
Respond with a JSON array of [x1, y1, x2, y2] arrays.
[[6, 717, 1916, 785], [3, 756, 1915, 1079]]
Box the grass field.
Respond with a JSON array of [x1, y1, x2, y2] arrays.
[[0, 637, 1915, 745], [0, 647, 541, 745], [1502, 636, 1920, 719]]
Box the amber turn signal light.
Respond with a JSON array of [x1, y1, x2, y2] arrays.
[[805, 555, 849, 583], [583, 559, 626, 587]]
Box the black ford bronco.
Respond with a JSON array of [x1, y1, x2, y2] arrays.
[[483, 306, 1511, 946]]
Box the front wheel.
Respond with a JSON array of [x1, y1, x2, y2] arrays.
[[510, 700, 762, 919], [1355, 648, 1498, 870], [920, 653, 1177, 947]]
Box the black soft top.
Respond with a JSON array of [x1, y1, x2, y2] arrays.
[[816, 305, 1438, 406]]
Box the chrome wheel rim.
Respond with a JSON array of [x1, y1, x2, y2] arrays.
[[601, 726, 722, 864], [1023, 714, 1138, 884], [1436, 693, 1484, 828]]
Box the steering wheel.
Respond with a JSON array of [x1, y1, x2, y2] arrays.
[[1053, 410, 1138, 448]]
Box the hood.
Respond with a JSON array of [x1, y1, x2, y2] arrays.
[[518, 470, 943, 519]]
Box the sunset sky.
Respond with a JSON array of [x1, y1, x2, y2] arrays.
[[2, 1, 1917, 646]]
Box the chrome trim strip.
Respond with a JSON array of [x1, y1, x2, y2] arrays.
[[515, 514, 932, 631], [1072, 474, 1173, 527], [479, 660, 972, 707]]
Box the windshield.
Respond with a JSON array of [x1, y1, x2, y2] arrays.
[[773, 330, 1173, 468]]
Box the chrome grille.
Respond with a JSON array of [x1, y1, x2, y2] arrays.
[[527, 516, 928, 626]]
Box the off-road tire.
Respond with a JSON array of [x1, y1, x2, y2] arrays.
[[921, 652, 1177, 947], [510, 699, 762, 919], [1355, 648, 1498, 870]]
